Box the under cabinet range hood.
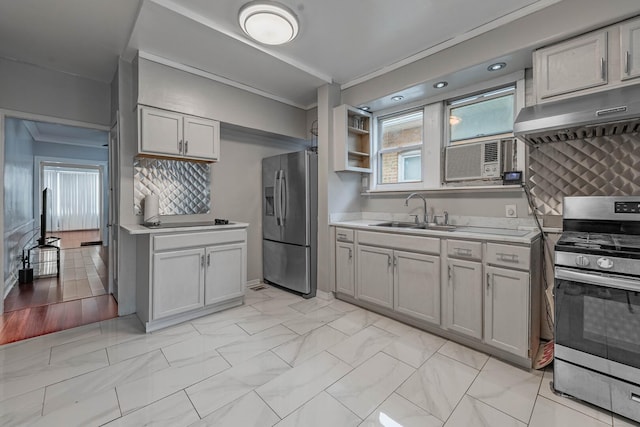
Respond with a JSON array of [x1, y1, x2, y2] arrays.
[[514, 85, 640, 147]]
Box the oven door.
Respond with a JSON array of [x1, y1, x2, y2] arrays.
[[555, 267, 640, 370]]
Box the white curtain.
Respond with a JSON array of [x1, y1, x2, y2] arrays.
[[43, 166, 101, 231]]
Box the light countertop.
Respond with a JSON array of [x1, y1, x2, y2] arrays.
[[121, 222, 249, 235]]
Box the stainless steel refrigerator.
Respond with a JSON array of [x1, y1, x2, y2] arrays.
[[262, 150, 317, 298]]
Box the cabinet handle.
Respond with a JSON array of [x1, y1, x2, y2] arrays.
[[348, 248, 352, 260], [387, 254, 392, 268], [185, 140, 189, 154], [207, 253, 211, 266], [454, 248, 472, 257], [448, 265, 452, 281], [337, 233, 347, 240], [496, 252, 518, 263], [487, 273, 491, 290], [626, 51, 631, 75], [393, 256, 397, 268], [178, 140, 183, 153], [632, 392, 640, 403], [601, 57, 606, 80], [201, 255, 205, 268]]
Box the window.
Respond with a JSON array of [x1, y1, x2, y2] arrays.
[[377, 110, 423, 184], [448, 86, 515, 145]]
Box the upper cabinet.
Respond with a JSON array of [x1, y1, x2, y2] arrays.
[[620, 18, 640, 81], [139, 106, 220, 162], [533, 17, 640, 103], [333, 104, 372, 173]]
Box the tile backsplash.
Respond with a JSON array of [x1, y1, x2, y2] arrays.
[[134, 157, 211, 216]]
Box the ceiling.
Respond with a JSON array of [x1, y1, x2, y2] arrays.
[[23, 120, 108, 149], [0, 0, 562, 109]]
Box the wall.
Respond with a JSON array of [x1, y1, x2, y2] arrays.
[[213, 126, 309, 283], [0, 57, 110, 126], [3, 118, 35, 291]]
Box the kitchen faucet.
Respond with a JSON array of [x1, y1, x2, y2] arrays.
[[404, 193, 428, 225]]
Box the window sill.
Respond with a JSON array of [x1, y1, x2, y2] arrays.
[[362, 184, 523, 196]]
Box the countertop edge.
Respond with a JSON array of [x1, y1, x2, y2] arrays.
[[121, 222, 250, 235]]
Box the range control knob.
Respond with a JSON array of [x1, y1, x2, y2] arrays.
[[596, 257, 614, 269], [575, 255, 590, 267]]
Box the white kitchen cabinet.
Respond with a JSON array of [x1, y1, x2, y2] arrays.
[[394, 250, 440, 324], [139, 105, 220, 161], [356, 245, 394, 309], [534, 30, 608, 100], [336, 241, 355, 296], [205, 243, 246, 306], [333, 104, 372, 173], [485, 266, 530, 357], [152, 248, 205, 320], [445, 258, 483, 340], [620, 17, 640, 81]]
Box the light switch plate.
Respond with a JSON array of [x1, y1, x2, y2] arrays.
[[505, 204, 517, 218]]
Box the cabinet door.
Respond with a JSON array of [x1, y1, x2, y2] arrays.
[[205, 243, 246, 306], [356, 245, 394, 309], [485, 266, 530, 357], [620, 18, 640, 81], [535, 30, 608, 99], [184, 116, 220, 161], [140, 107, 183, 156], [394, 251, 440, 325], [152, 248, 205, 320], [445, 259, 483, 339], [336, 242, 355, 296]]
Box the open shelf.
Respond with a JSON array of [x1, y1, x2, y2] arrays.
[[334, 104, 372, 173]]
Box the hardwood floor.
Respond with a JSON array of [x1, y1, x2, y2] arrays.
[[1, 229, 117, 345]]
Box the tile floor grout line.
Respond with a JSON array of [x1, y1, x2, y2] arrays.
[[253, 389, 284, 423]]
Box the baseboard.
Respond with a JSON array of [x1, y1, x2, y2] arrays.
[[245, 279, 262, 288]]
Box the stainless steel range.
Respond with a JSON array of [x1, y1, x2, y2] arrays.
[[554, 196, 640, 422]]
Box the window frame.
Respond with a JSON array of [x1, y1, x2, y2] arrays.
[[398, 150, 422, 183]]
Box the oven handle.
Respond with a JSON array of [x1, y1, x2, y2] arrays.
[[556, 267, 640, 293]]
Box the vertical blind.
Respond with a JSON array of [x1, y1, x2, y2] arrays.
[[43, 166, 101, 231]]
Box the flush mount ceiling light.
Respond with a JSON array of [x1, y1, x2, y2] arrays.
[[239, 1, 299, 45], [433, 81, 448, 89], [359, 106, 371, 111], [391, 95, 404, 101], [487, 62, 506, 72]]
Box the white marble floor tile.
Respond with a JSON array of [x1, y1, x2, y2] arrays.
[[538, 368, 613, 424], [243, 289, 273, 305], [359, 393, 443, 427], [106, 322, 199, 364], [186, 351, 290, 419], [329, 309, 382, 336], [256, 351, 352, 418], [161, 324, 249, 365], [288, 298, 332, 314], [103, 391, 199, 427], [383, 330, 447, 368], [444, 395, 526, 427], [274, 391, 361, 427], [281, 306, 345, 335], [0, 388, 45, 427], [327, 352, 414, 419], [327, 326, 397, 367], [315, 289, 335, 301], [251, 296, 304, 314], [259, 287, 302, 301], [190, 391, 280, 427], [49, 316, 143, 364], [0, 349, 109, 402], [326, 299, 361, 313], [216, 325, 298, 366], [437, 340, 489, 370], [43, 349, 169, 414], [373, 316, 418, 337], [116, 350, 230, 415], [529, 396, 612, 427], [191, 305, 261, 334], [236, 308, 302, 335], [273, 325, 348, 366], [397, 352, 479, 422], [29, 388, 120, 427], [613, 415, 639, 426], [467, 357, 543, 423]]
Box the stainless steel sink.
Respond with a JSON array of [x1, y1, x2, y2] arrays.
[[371, 222, 417, 228], [371, 222, 457, 231], [412, 224, 457, 231]]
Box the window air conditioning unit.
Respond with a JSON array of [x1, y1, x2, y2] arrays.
[[444, 139, 513, 182]]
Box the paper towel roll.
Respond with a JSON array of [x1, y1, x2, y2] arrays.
[[144, 194, 160, 225]]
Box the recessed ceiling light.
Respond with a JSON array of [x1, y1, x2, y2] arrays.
[[359, 106, 370, 111], [239, 1, 299, 45], [391, 95, 404, 102], [487, 62, 506, 72], [433, 81, 448, 89]]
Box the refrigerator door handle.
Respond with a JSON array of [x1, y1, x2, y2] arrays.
[[280, 170, 287, 224], [274, 170, 281, 226]]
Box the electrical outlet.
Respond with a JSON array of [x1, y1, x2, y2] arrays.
[[505, 204, 517, 218], [361, 176, 368, 188]]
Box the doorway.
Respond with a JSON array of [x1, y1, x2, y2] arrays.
[[1, 115, 117, 344]]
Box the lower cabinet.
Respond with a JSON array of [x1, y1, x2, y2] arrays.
[[152, 248, 205, 320], [394, 250, 440, 324], [485, 266, 530, 357], [445, 258, 483, 340], [356, 245, 394, 309], [205, 243, 247, 306], [335, 241, 355, 296]]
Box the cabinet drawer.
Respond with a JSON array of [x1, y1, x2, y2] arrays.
[[447, 239, 482, 260], [336, 227, 354, 243], [154, 229, 247, 251], [486, 243, 530, 270], [357, 230, 439, 254]]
